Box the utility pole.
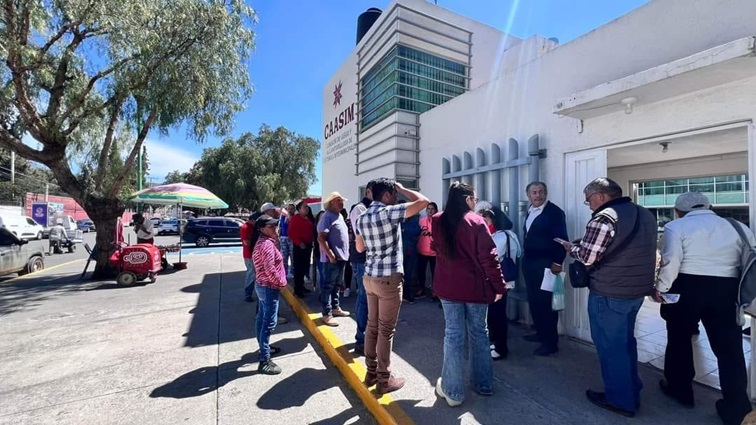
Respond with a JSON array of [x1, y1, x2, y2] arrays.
[[45, 183, 49, 201], [136, 105, 143, 213], [10, 151, 15, 184]]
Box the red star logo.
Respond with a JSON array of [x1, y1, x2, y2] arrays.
[[333, 81, 343, 108]]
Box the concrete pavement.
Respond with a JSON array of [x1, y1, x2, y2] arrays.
[[0, 254, 373, 425]]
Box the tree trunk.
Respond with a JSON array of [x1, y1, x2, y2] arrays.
[[84, 198, 126, 279]]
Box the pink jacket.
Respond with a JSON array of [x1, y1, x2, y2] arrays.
[[417, 216, 436, 256], [253, 235, 287, 290]]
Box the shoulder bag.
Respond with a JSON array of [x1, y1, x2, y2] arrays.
[[569, 206, 641, 289]]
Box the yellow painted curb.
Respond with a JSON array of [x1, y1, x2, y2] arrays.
[[281, 287, 414, 425], [0, 259, 84, 284]]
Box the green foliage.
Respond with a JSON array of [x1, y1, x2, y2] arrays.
[[0, 0, 256, 276], [190, 125, 319, 211]]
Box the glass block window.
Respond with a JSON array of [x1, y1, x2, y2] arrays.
[[360, 45, 467, 130]]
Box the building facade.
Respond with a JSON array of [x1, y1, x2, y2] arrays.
[[323, 0, 756, 393]]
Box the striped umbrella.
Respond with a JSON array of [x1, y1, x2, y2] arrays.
[[128, 183, 229, 209], [128, 183, 229, 264]]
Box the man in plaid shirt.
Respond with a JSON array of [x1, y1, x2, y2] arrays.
[[560, 177, 656, 418], [355, 177, 428, 394]]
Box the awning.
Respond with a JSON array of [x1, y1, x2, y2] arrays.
[[553, 36, 756, 119]]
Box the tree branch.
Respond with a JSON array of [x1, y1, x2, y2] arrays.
[[107, 108, 157, 198], [94, 97, 124, 191], [58, 53, 140, 127], [47, 31, 86, 121], [0, 127, 54, 164]]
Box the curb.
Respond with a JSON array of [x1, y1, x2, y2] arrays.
[[280, 287, 414, 425]]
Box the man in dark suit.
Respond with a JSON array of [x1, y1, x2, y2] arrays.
[[521, 181, 568, 356]]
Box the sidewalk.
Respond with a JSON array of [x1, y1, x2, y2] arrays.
[[0, 254, 374, 425], [296, 281, 734, 425]]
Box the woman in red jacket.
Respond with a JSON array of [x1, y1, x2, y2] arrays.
[[431, 182, 507, 407], [289, 200, 316, 298]]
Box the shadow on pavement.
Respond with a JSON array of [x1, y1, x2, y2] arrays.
[[0, 271, 91, 315], [257, 367, 334, 409]]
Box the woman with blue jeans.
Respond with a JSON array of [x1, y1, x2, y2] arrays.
[[252, 215, 288, 375], [431, 182, 507, 406]]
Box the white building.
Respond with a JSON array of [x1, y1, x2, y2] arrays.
[[323, 0, 756, 392]]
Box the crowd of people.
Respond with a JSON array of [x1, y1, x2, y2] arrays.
[[240, 177, 754, 425]]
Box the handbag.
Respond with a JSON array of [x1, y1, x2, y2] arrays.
[[500, 231, 518, 284], [568, 206, 642, 289]]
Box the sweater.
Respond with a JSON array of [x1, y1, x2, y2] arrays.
[[289, 214, 315, 247], [253, 235, 287, 290], [431, 211, 506, 304]]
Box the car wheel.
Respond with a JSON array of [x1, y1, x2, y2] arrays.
[[36, 232, 42, 240], [19, 256, 44, 275], [117, 271, 138, 287], [195, 235, 211, 247]]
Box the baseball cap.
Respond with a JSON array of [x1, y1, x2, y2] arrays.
[[255, 215, 279, 228], [260, 202, 277, 213], [674, 192, 711, 212]]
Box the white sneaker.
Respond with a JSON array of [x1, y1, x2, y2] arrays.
[[343, 288, 351, 298], [435, 378, 462, 407]]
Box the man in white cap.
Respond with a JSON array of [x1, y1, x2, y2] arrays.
[[317, 191, 351, 327], [655, 191, 754, 424], [260, 202, 280, 219], [48, 218, 70, 255]]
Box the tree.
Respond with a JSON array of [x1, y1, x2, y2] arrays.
[[190, 125, 319, 211], [1, 0, 256, 276], [163, 170, 185, 185]]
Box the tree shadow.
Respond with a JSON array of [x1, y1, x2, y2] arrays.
[[0, 272, 95, 315]]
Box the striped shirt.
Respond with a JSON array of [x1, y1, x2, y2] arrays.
[[253, 235, 287, 289], [355, 201, 408, 277], [570, 209, 616, 266]]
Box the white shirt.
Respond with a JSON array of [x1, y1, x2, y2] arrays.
[[493, 230, 522, 262], [349, 202, 367, 231], [657, 209, 755, 292], [137, 219, 154, 239], [525, 200, 548, 232]]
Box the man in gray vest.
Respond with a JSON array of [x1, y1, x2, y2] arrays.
[[654, 192, 753, 425], [560, 177, 656, 418]]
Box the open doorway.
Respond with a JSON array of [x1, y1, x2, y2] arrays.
[[606, 125, 749, 390]]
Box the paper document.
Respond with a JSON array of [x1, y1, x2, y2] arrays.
[[660, 293, 680, 304], [541, 269, 557, 292]]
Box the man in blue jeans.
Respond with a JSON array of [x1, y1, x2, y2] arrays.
[[561, 177, 657, 418], [317, 192, 351, 327], [349, 183, 374, 355]]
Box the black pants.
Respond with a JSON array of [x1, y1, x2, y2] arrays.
[[292, 244, 313, 296], [488, 292, 509, 354], [661, 273, 751, 423], [523, 257, 558, 349], [416, 254, 436, 295]]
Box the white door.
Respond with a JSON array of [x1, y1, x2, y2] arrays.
[[563, 149, 607, 342], [748, 123, 756, 400]]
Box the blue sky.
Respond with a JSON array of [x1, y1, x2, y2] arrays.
[[149, 0, 649, 194]]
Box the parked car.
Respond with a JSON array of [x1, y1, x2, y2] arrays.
[[0, 227, 45, 277], [182, 218, 242, 247], [157, 219, 180, 235], [0, 214, 44, 240], [77, 219, 96, 232]]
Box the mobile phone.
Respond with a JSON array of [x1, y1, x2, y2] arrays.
[[553, 237, 572, 245]]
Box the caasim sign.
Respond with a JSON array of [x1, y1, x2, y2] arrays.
[[324, 80, 356, 140]]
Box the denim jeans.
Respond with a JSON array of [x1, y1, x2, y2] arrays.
[[317, 262, 325, 289], [440, 300, 493, 402], [279, 236, 292, 276], [255, 285, 280, 362], [587, 292, 644, 412], [244, 258, 257, 298], [351, 262, 367, 345], [321, 261, 346, 316]]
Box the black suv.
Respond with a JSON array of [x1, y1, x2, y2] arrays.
[[182, 218, 242, 247]]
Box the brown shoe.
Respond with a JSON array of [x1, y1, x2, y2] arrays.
[[377, 376, 405, 394], [322, 315, 339, 327], [332, 308, 350, 317], [364, 372, 377, 387]]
